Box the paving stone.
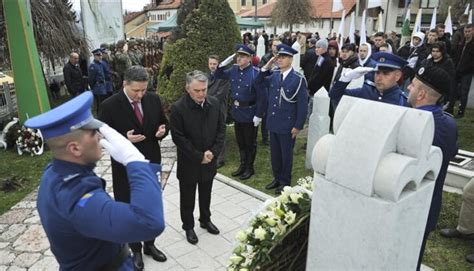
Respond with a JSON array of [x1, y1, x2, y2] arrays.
[[0, 224, 8, 232], [163, 200, 178, 215], [164, 238, 199, 258], [7, 266, 26, 271], [23, 215, 40, 224], [222, 227, 241, 244], [196, 234, 232, 257], [226, 192, 253, 204], [0, 266, 6, 271], [100, 173, 112, 181], [212, 201, 248, 219], [208, 212, 240, 235], [0, 209, 31, 224], [142, 250, 178, 270], [0, 242, 9, 249], [12, 225, 49, 252], [0, 250, 15, 265], [161, 152, 177, 158], [12, 252, 41, 268], [213, 186, 240, 198], [209, 194, 227, 206], [155, 226, 184, 247], [238, 197, 264, 211], [175, 249, 222, 270], [0, 225, 27, 241], [160, 140, 175, 148], [44, 249, 53, 256], [29, 256, 59, 271], [22, 191, 38, 202], [214, 251, 232, 268], [11, 201, 36, 210], [161, 164, 173, 173]]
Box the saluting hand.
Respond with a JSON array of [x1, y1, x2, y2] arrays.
[[155, 124, 166, 138], [126, 129, 146, 143], [291, 128, 300, 139], [264, 56, 277, 70]]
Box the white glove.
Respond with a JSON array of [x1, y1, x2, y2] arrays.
[[253, 116, 262, 127], [219, 53, 236, 67], [99, 125, 147, 166], [339, 67, 375, 83]]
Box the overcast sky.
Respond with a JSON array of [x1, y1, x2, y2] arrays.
[[72, 0, 151, 13]]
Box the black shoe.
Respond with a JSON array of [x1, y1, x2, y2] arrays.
[[132, 252, 144, 271], [143, 244, 167, 262], [466, 254, 474, 263], [275, 184, 287, 195], [239, 168, 254, 180], [265, 180, 280, 190], [217, 161, 225, 169], [185, 229, 198, 244], [439, 228, 474, 240], [200, 221, 220, 234], [231, 164, 245, 177]]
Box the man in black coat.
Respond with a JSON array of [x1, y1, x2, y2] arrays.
[[308, 39, 335, 95], [301, 38, 318, 80], [207, 55, 230, 167], [99, 66, 169, 270], [170, 70, 225, 245], [63, 52, 84, 97]]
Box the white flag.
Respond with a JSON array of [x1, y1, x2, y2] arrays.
[[464, 4, 470, 15], [360, 9, 367, 44], [412, 8, 423, 36], [332, 0, 344, 12], [377, 10, 384, 33], [430, 7, 437, 30], [337, 9, 346, 49], [445, 6, 453, 35], [368, 0, 383, 9], [349, 12, 356, 43], [469, 9, 473, 24]]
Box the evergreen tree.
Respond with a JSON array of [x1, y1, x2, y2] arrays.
[[158, 0, 240, 107], [172, 0, 200, 41], [271, 0, 313, 32]]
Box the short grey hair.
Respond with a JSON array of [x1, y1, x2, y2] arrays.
[[124, 65, 148, 83], [185, 70, 208, 85]]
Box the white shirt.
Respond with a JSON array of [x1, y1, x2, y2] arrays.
[[123, 89, 143, 115], [281, 67, 292, 81]]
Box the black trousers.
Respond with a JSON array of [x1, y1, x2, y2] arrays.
[[112, 173, 156, 253], [179, 179, 213, 230], [234, 121, 257, 154], [260, 113, 268, 143]]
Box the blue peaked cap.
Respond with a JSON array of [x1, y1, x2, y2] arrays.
[[24, 92, 103, 140], [372, 52, 407, 71], [235, 44, 255, 55], [276, 44, 298, 56]]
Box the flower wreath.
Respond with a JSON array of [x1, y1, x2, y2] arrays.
[[15, 126, 44, 156], [227, 176, 314, 270]]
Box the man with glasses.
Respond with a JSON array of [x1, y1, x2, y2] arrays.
[[329, 52, 408, 107], [25, 92, 165, 271], [99, 66, 168, 270], [170, 70, 225, 245], [215, 44, 266, 180]]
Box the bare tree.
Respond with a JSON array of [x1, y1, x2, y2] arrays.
[[271, 0, 313, 33]]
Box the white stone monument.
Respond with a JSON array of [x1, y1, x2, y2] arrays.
[[305, 87, 330, 169], [256, 35, 265, 59], [307, 96, 443, 270], [291, 41, 301, 73]]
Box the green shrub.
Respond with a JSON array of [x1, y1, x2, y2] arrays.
[[158, 0, 241, 107]]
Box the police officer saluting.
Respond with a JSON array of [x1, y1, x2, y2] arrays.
[[256, 44, 308, 194], [25, 92, 165, 270], [215, 44, 266, 180], [406, 65, 458, 271], [329, 52, 408, 107]]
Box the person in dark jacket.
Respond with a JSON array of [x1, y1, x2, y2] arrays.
[[301, 38, 318, 80], [452, 24, 474, 118], [207, 55, 230, 167], [332, 43, 360, 84], [170, 70, 226, 245], [435, 23, 452, 55], [63, 52, 84, 97], [99, 66, 169, 270], [308, 39, 335, 95], [407, 65, 458, 271]]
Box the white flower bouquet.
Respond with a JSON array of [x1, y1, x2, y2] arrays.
[[16, 126, 44, 156]]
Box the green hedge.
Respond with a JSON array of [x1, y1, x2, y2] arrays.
[[158, 0, 241, 107]]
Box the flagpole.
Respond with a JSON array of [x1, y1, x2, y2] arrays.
[[384, 0, 389, 32]]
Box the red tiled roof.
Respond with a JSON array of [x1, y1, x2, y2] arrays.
[[239, 0, 356, 19], [147, 0, 182, 10], [124, 11, 145, 24]]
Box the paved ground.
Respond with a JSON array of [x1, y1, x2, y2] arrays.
[[0, 136, 266, 270]]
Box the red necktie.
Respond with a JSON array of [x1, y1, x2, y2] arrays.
[[132, 102, 143, 125]]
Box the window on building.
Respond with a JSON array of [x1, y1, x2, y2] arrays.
[[241, 0, 246, 6], [263, 0, 267, 4], [252, 0, 256, 6], [419, 0, 439, 8]]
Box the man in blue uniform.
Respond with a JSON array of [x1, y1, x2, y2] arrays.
[[100, 48, 114, 97], [88, 48, 107, 114], [215, 44, 266, 180], [329, 52, 408, 107], [406, 65, 458, 271], [24, 92, 165, 271], [256, 44, 308, 194]]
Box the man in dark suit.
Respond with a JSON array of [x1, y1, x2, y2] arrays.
[[170, 70, 225, 245], [207, 55, 230, 168], [99, 66, 168, 271], [63, 52, 85, 97]]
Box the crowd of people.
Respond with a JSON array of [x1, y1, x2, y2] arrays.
[[30, 14, 474, 270]]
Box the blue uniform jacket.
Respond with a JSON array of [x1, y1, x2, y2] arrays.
[[256, 68, 308, 134], [88, 60, 107, 96], [100, 59, 113, 93], [215, 64, 265, 123], [363, 58, 377, 86], [420, 105, 458, 231], [37, 160, 165, 271], [329, 80, 407, 107]]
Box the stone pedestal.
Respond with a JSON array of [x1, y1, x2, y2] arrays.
[[305, 88, 330, 169], [307, 96, 443, 270]]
